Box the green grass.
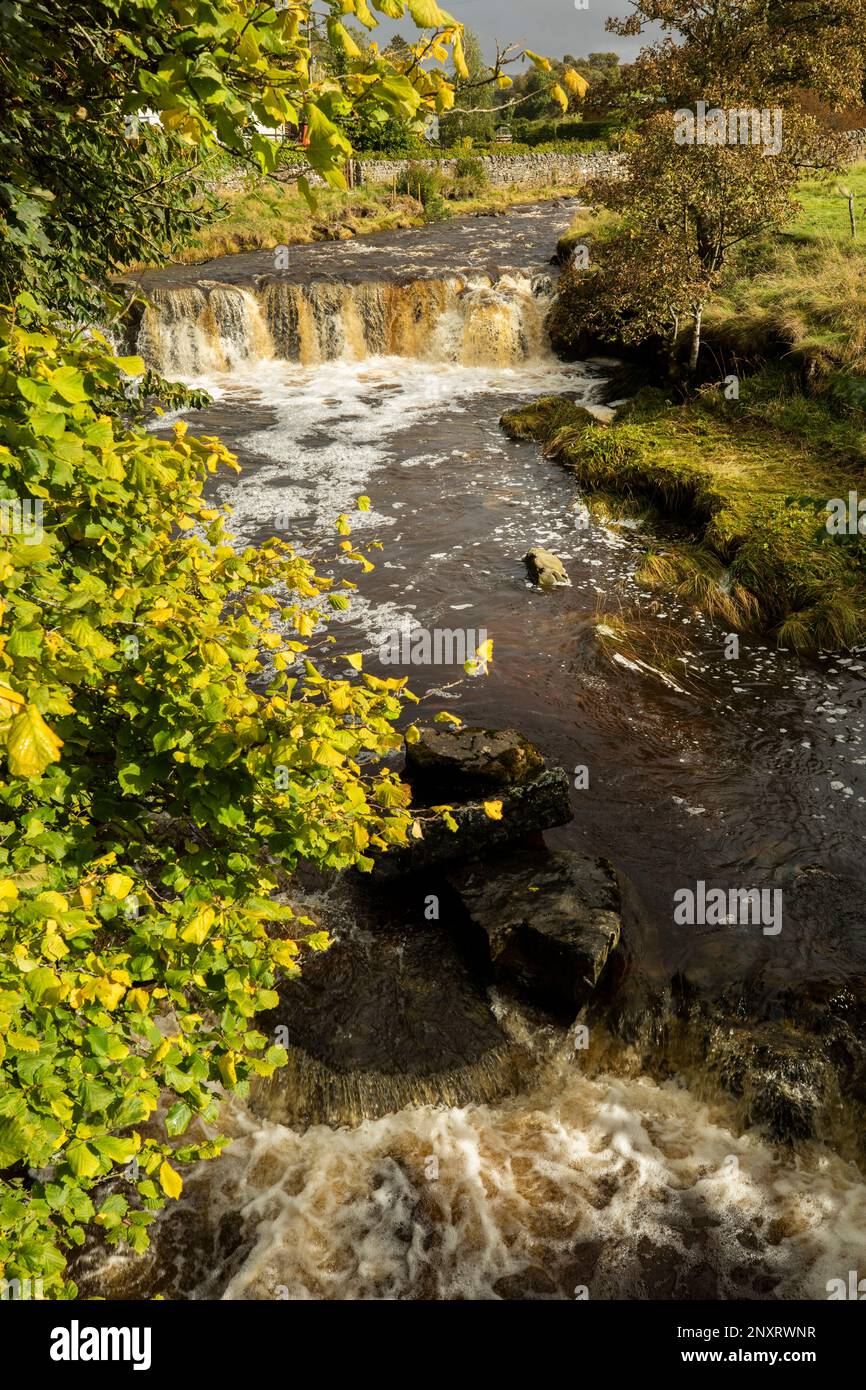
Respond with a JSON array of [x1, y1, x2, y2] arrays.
[[787, 161, 866, 241], [502, 379, 866, 652], [554, 161, 866, 380], [699, 161, 866, 381]]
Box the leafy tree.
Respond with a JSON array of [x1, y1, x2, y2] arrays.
[[608, 0, 866, 114], [582, 114, 805, 370], [579, 0, 866, 371], [0, 0, 473, 315], [0, 293, 426, 1295], [0, 0, 512, 1297]]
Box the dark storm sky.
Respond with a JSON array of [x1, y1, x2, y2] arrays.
[[376, 1, 650, 64]]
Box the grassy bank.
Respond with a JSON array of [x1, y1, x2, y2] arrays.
[[525, 163, 866, 651], [502, 376, 866, 651]]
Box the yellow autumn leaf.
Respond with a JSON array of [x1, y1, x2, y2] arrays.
[[483, 800, 503, 820], [563, 68, 589, 99], [6, 703, 64, 778], [344, 652, 363, 671], [218, 1053, 237, 1088], [452, 32, 469, 78], [104, 872, 134, 900], [94, 977, 127, 1009], [159, 1160, 183, 1200], [126, 988, 149, 1012], [271, 939, 300, 967], [180, 905, 215, 944], [0, 879, 19, 910], [0, 683, 26, 719]]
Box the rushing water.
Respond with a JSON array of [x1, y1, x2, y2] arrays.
[[97, 201, 866, 1300]]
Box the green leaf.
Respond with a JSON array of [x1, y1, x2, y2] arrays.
[[407, 0, 449, 25], [165, 1101, 193, 1136], [66, 1142, 100, 1180], [48, 365, 88, 404]]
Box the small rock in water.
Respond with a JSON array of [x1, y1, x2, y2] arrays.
[[524, 546, 571, 589]]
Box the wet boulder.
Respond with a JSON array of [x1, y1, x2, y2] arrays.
[[405, 724, 545, 801], [524, 546, 570, 588], [449, 849, 622, 1016], [373, 724, 572, 878], [703, 1019, 833, 1144]]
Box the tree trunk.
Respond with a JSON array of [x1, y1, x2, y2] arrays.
[[688, 303, 703, 375]]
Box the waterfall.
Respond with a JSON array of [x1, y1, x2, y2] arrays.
[[130, 271, 557, 375], [135, 281, 272, 376]]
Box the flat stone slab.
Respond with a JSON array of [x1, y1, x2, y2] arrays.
[[449, 849, 622, 1016], [405, 724, 546, 801]]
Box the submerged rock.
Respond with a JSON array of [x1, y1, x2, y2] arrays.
[[703, 1019, 833, 1144], [405, 724, 545, 800], [524, 546, 570, 588], [449, 849, 622, 1016], [252, 876, 531, 1127]]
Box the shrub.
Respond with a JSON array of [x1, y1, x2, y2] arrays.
[[0, 295, 417, 1295], [396, 164, 447, 220], [452, 156, 488, 194]]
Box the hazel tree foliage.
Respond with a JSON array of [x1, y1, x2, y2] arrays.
[[0, 292, 431, 1295]]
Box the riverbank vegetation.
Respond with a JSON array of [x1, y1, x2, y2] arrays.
[[175, 164, 588, 264], [515, 0, 866, 654], [504, 377, 866, 649]]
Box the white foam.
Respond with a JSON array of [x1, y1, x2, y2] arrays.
[[166, 1058, 866, 1301]]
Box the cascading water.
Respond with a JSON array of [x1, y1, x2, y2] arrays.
[[93, 201, 866, 1301], [130, 271, 556, 376]]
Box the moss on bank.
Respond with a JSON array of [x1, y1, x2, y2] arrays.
[[502, 378, 866, 652]]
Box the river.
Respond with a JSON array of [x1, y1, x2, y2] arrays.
[[86, 199, 866, 1301]]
